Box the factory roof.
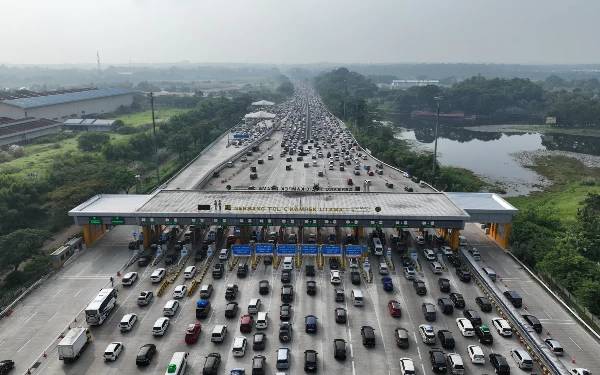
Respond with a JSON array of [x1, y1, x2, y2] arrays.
[[0, 117, 61, 138], [1, 88, 133, 109]]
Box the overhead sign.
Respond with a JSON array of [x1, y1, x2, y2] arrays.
[[140, 217, 155, 225], [255, 244, 274, 255], [111, 216, 125, 225], [345, 246, 362, 257], [322, 245, 342, 256], [258, 218, 273, 226], [229, 206, 371, 213], [394, 220, 409, 229], [343, 219, 359, 227], [369, 220, 384, 228], [191, 218, 206, 226], [302, 219, 318, 227], [89, 216, 101, 225], [232, 245, 251, 256], [301, 245, 318, 255], [164, 218, 178, 225], [233, 134, 250, 139], [238, 218, 254, 226], [277, 244, 297, 255], [280, 219, 295, 227], [420, 221, 435, 228], [212, 218, 227, 226], [323, 219, 337, 227]]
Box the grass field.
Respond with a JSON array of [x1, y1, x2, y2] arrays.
[[510, 125, 600, 137], [507, 155, 600, 222], [115, 108, 189, 127]]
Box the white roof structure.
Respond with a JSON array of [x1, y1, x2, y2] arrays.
[[252, 100, 275, 106], [244, 111, 276, 119]]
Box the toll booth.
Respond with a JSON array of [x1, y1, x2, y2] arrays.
[[50, 237, 84, 268]]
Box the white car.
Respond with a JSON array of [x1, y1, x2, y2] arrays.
[[570, 369, 592, 375], [122, 272, 138, 286], [329, 165, 334, 170], [103, 342, 123, 361], [232, 336, 247, 357], [491, 317, 513, 337], [418, 324, 436, 344], [403, 172, 410, 178], [416, 236, 425, 245], [349, 258, 359, 268], [456, 318, 475, 336], [467, 345, 485, 364], [330, 270, 341, 284], [172, 285, 188, 299], [241, 156, 248, 162], [423, 248, 436, 260], [399, 358, 416, 375], [152, 317, 170, 336], [268, 155, 273, 160], [440, 246, 453, 255], [119, 313, 137, 332]]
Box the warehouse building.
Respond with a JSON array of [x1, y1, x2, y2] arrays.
[[0, 117, 62, 147], [62, 118, 115, 132], [0, 87, 133, 120]]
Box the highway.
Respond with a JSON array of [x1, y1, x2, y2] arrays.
[[1, 85, 597, 375]]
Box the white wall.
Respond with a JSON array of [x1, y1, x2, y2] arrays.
[[0, 125, 61, 147], [0, 103, 26, 119]]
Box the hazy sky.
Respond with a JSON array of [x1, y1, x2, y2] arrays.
[[1, 0, 598, 65]]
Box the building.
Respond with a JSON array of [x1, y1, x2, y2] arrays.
[[62, 119, 116, 132], [0, 88, 133, 120], [391, 80, 440, 88], [0, 117, 62, 147]]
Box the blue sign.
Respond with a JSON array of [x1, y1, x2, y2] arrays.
[[277, 244, 297, 255], [233, 134, 250, 139], [161, 233, 167, 241], [322, 245, 342, 256], [232, 245, 251, 256], [132, 232, 137, 238], [301, 245, 318, 255], [255, 244, 274, 255], [138, 233, 143, 242], [345, 246, 362, 257]]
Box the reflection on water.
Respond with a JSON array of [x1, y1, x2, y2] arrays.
[[390, 115, 600, 196]]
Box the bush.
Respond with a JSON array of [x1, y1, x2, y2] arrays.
[[116, 125, 141, 135], [8, 145, 25, 158], [51, 143, 62, 149], [0, 151, 13, 163], [77, 132, 111, 152], [31, 132, 76, 144]]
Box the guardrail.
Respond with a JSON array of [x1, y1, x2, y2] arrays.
[[0, 271, 54, 320], [459, 249, 569, 375]]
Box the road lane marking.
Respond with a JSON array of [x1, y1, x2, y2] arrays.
[[17, 338, 31, 353], [503, 268, 511, 276], [543, 309, 552, 319], [112, 253, 120, 261], [24, 312, 37, 324], [53, 288, 63, 297], [351, 360, 356, 375], [417, 346, 422, 359], [95, 269, 103, 276], [48, 311, 60, 322], [569, 337, 583, 350], [522, 288, 530, 295], [74, 288, 83, 297], [349, 343, 353, 357], [94, 254, 103, 261]]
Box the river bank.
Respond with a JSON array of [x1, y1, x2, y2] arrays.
[[465, 124, 600, 137]]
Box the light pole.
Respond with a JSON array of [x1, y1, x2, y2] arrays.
[[355, 83, 359, 127], [343, 80, 347, 121], [150, 92, 160, 187], [432, 96, 443, 177]]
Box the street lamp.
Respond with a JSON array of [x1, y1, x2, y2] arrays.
[[135, 174, 141, 194], [432, 96, 443, 177]]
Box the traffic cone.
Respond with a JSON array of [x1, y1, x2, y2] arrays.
[[520, 338, 524, 343], [43, 351, 47, 358], [504, 283, 508, 288], [116, 271, 121, 277], [524, 305, 528, 311], [68, 325, 71, 330], [547, 330, 551, 336], [572, 358, 576, 364], [27, 368, 31, 374], [59, 333, 64, 338], [74, 317, 77, 322]]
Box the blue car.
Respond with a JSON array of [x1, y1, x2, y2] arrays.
[[382, 277, 393, 291], [305, 315, 318, 333]]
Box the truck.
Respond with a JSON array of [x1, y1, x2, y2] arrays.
[[57, 327, 91, 362]]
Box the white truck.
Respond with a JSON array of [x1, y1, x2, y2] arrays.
[[57, 327, 91, 362]]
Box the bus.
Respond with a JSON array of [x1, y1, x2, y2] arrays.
[[85, 288, 117, 325], [372, 238, 383, 256], [165, 352, 188, 375]]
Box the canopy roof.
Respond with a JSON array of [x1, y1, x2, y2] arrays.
[[244, 110, 276, 119], [251, 100, 275, 106]]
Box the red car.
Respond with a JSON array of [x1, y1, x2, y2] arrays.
[[346, 160, 351, 165], [339, 166, 345, 171], [368, 171, 374, 176], [185, 323, 201, 343], [240, 314, 254, 333], [388, 300, 402, 317], [227, 235, 236, 245]]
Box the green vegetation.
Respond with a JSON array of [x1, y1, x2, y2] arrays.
[[510, 125, 600, 137], [115, 108, 190, 127]]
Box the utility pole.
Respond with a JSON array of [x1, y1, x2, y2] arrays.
[[150, 92, 160, 187], [343, 79, 347, 122], [355, 83, 359, 127], [432, 96, 443, 177]]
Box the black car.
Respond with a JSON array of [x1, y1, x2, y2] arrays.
[[394, 327, 410, 348], [449, 292, 465, 308], [475, 325, 494, 344], [446, 254, 461, 267], [429, 348, 447, 373], [489, 353, 510, 374], [212, 263, 224, 278], [258, 280, 269, 295], [252, 355, 266, 375], [522, 314, 543, 333], [304, 350, 318, 372], [279, 322, 293, 342], [137, 255, 151, 267], [413, 280, 427, 295], [305, 265, 315, 276], [438, 278, 451, 292], [456, 268, 471, 282], [437, 330, 455, 349], [350, 271, 361, 285], [463, 310, 482, 326], [225, 302, 238, 318], [202, 353, 221, 375], [135, 344, 156, 365], [0, 360, 14, 374], [263, 256, 273, 265], [361, 326, 376, 347], [305, 315, 318, 333], [306, 280, 317, 295], [237, 263, 248, 278], [281, 285, 294, 302], [281, 269, 291, 283], [437, 298, 454, 314], [333, 339, 347, 359], [329, 257, 339, 270], [335, 308, 347, 323], [280, 304, 291, 320], [225, 285, 238, 300], [253, 332, 266, 350], [401, 256, 413, 267], [475, 297, 493, 312]]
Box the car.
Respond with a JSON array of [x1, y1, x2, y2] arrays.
[[463, 310, 482, 326], [122, 271, 138, 286], [258, 280, 269, 295], [456, 268, 471, 282], [437, 298, 454, 314], [419, 324, 436, 344], [440, 245, 453, 255], [119, 313, 137, 332], [438, 278, 451, 292], [279, 322, 293, 342], [399, 358, 415, 375], [232, 337, 247, 357], [350, 271, 361, 284], [263, 256, 273, 265], [475, 325, 494, 344], [199, 284, 214, 298], [135, 344, 156, 366], [349, 258, 359, 268], [429, 348, 447, 373], [393, 327, 410, 348], [137, 254, 151, 266], [413, 280, 427, 295], [225, 302, 239, 318], [225, 284, 239, 300], [138, 291, 153, 306], [456, 318, 475, 336], [437, 329, 455, 349], [570, 369, 592, 375], [423, 248, 436, 260], [281, 285, 294, 302], [388, 300, 402, 317], [468, 345, 485, 364], [446, 254, 461, 267], [241, 156, 248, 162], [281, 269, 291, 283], [329, 257, 339, 269], [172, 285, 187, 299], [330, 270, 341, 283], [203, 353, 221, 375], [305, 315, 318, 333], [185, 323, 202, 344], [103, 342, 123, 361], [489, 353, 511, 374], [335, 307, 347, 323], [240, 314, 254, 333], [545, 338, 564, 355], [152, 317, 170, 336], [305, 280, 317, 296], [449, 292, 465, 308], [304, 350, 318, 372], [422, 303, 436, 321], [253, 332, 266, 350], [361, 326, 376, 346], [280, 304, 291, 321], [491, 317, 512, 336], [522, 314, 543, 333], [475, 297, 493, 312], [305, 265, 316, 276], [333, 339, 347, 359], [416, 236, 425, 245]]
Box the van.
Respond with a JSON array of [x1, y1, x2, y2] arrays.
[[447, 353, 465, 374], [165, 352, 188, 375], [282, 257, 293, 270], [503, 290, 523, 307], [119, 313, 137, 331], [276, 347, 291, 369], [458, 236, 467, 247], [378, 263, 389, 275], [210, 325, 228, 342], [219, 248, 229, 261], [511, 349, 534, 369], [469, 248, 481, 260], [429, 262, 442, 274], [482, 267, 496, 281], [184, 266, 196, 279], [150, 268, 166, 283], [163, 300, 179, 316], [256, 312, 268, 329], [351, 290, 364, 306], [248, 298, 261, 314], [153, 317, 170, 336]]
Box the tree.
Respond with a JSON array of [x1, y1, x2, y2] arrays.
[[193, 90, 204, 98], [77, 132, 110, 152], [167, 130, 192, 159], [110, 168, 138, 194], [111, 119, 125, 132], [0, 229, 52, 271], [575, 279, 600, 315]]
